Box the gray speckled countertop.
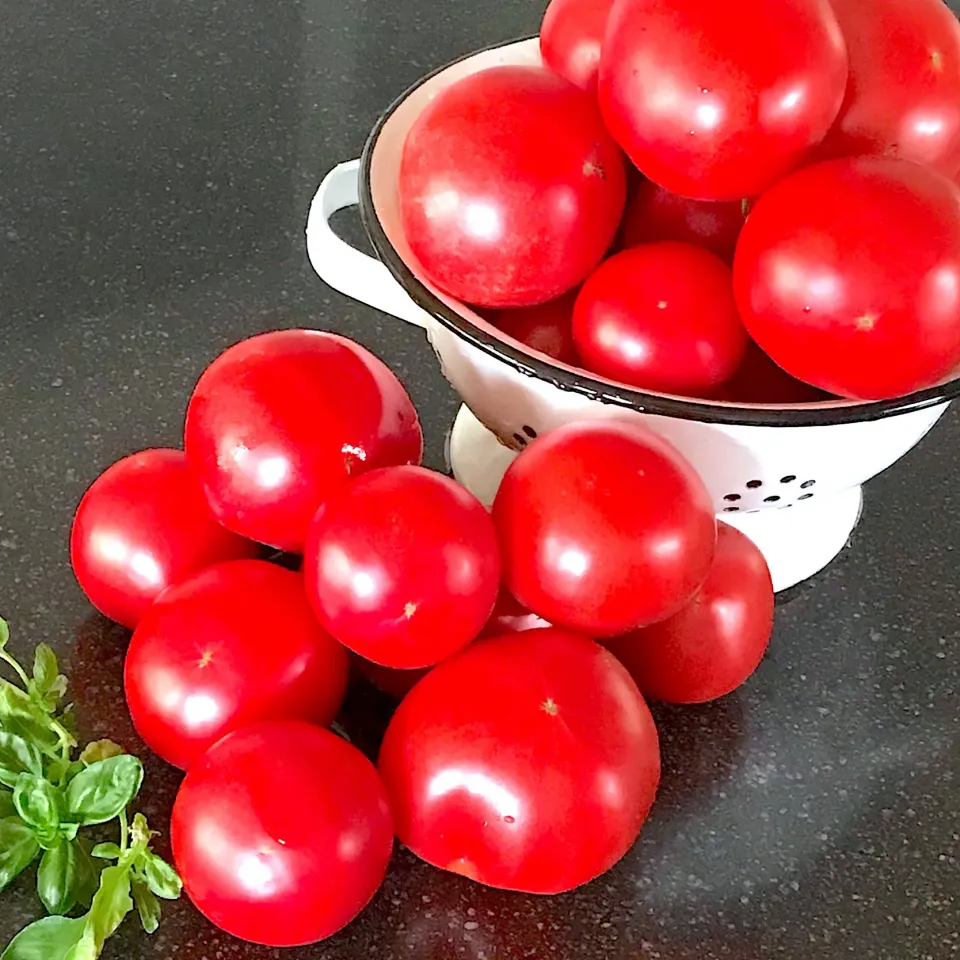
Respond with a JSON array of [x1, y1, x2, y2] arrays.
[[0, 2, 957, 958]]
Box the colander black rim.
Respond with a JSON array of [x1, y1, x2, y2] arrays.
[[357, 35, 960, 428]]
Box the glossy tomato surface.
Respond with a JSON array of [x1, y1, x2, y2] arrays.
[[125, 559, 349, 769], [620, 179, 746, 261], [573, 243, 748, 395], [492, 420, 716, 636], [378, 629, 660, 894], [487, 289, 579, 364], [598, 0, 848, 199], [540, 0, 615, 91], [172, 721, 393, 946], [184, 329, 422, 553], [734, 157, 960, 400], [818, 0, 960, 175], [715, 340, 833, 405], [605, 523, 774, 703], [399, 65, 626, 307], [70, 448, 258, 628], [304, 466, 500, 669]]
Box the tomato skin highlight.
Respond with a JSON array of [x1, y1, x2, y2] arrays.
[[172, 721, 394, 947], [540, 0, 615, 92], [184, 329, 423, 553], [598, 0, 848, 199], [378, 629, 661, 894], [733, 157, 960, 400], [124, 559, 349, 770], [492, 420, 716, 636], [70, 448, 258, 628], [604, 523, 774, 704], [399, 65, 626, 308], [818, 0, 960, 176], [572, 242, 748, 396], [304, 466, 500, 670]]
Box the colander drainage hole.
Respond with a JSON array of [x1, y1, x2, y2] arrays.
[[746, 479, 763, 488], [780, 475, 796, 483], [800, 479, 816, 489], [798, 493, 814, 500], [722, 506, 740, 512], [522, 425, 538, 439], [763, 495, 780, 503], [512, 433, 528, 447], [723, 493, 741, 502]]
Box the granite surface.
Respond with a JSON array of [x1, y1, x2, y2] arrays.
[[0, 1, 957, 957]]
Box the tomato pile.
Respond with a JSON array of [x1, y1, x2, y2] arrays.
[[69, 326, 774, 947], [401, 0, 960, 402]]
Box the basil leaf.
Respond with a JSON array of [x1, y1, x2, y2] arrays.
[[13, 774, 60, 834], [0, 915, 87, 960], [0, 618, 9, 652], [0, 733, 44, 789], [31, 646, 58, 697], [0, 689, 59, 751], [89, 843, 121, 861], [131, 880, 160, 934], [142, 853, 182, 900], [72, 840, 99, 910], [63, 756, 143, 826], [38, 841, 81, 915], [64, 863, 132, 960], [0, 817, 40, 891], [0, 791, 14, 819], [77, 741, 124, 767]]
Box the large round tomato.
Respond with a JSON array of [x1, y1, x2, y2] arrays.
[[304, 466, 500, 669], [70, 449, 258, 628], [125, 560, 349, 769], [734, 157, 960, 400], [540, 0, 615, 91], [715, 340, 833, 405], [184, 330, 422, 553], [818, 0, 960, 176], [399, 65, 626, 307], [172, 721, 393, 946], [573, 243, 748, 395], [492, 420, 716, 636], [620, 179, 746, 261], [604, 523, 774, 703], [487, 289, 579, 364], [598, 0, 848, 199], [378, 629, 660, 894]]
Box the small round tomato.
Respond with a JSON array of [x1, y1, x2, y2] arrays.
[[599, 0, 848, 199], [400, 65, 626, 307], [734, 157, 960, 400], [184, 330, 422, 553], [125, 560, 348, 769], [540, 0, 615, 91], [715, 341, 832, 405], [604, 523, 774, 703], [620, 179, 746, 261], [378, 629, 660, 894], [172, 721, 393, 947], [487, 289, 579, 364], [492, 420, 716, 636], [70, 449, 258, 629], [305, 466, 500, 669], [573, 243, 748, 395], [818, 0, 960, 175]]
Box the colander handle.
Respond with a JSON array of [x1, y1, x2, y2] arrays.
[[305, 160, 431, 329]]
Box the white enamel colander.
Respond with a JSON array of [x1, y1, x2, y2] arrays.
[[305, 37, 958, 593]]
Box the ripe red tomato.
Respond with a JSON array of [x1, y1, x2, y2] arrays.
[[124, 560, 349, 769], [540, 0, 615, 92], [487, 289, 579, 364], [480, 587, 552, 637], [70, 449, 258, 628], [818, 0, 960, 176], [715, 341, 833, 405], [351, 653, 431, 700], [620, 179, 746, 261], [172, 721, 393, 947], [304, 466, 500, 669], [184, 330, 422, 553], [378, 629, 660, 894], [400, 65, 626, 307], [604, 523, 773, 703], [734, 157, 960, 400], [573, 243, 748, 395], [492, 420, 716, 636], [598, 0, 848, 199]]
